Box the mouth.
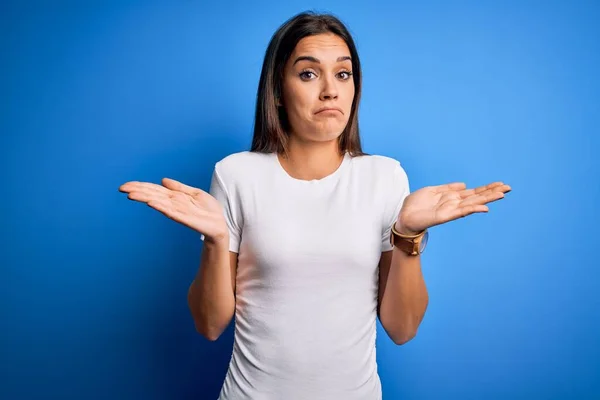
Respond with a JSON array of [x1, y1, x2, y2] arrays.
[[315, 107, 343, 115]]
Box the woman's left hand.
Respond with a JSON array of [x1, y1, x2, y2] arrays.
[[396, 181, 512, 235]]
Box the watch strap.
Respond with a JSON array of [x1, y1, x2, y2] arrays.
[[390, 224, 427, 256]]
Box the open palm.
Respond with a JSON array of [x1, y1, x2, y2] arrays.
[[398, 181, 512, 234], [119, 178, 228, 241]]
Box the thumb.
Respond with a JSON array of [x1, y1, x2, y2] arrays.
[[162, 178, 201, 196]]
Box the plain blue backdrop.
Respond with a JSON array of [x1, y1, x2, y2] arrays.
[[2, 1, 599, 399]]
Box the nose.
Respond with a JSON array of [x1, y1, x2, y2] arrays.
[[319, 75, 338, 101]]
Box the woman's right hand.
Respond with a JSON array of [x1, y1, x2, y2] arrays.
[[119, 177, 228, 243]]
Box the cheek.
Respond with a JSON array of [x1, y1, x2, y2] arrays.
[[285, 86, 313, 117], [343, 84, 355, 108]]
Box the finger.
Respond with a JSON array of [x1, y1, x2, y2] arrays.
[[120, 181, 172, 196], [162, 178, 203, 196], [457, 182, 502, 197], [458, 188, 476, 199], [439, 181, 503, 196], [447, 204, 489, 220], [497, 183, 512, 193], [435, 182, 467, 193], [127, 189, 169, 204], [487, 191, 507, 203], [119, 182, 134, 192], [459, 183, 511, 199], [126, 183, 177, 203], [461, 191, 505, 206], [464, 204, 489, 215], [120, 181, 146, 193], [480, 182, 511, 194], [461, 192, 504, 206]]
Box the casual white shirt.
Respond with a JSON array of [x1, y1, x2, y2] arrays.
[[201, 150, 410, 400]]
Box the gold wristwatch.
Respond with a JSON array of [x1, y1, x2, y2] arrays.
[[390, 224, 429, 256]]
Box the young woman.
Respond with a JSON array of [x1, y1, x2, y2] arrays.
[[120, 11, 510, 400]]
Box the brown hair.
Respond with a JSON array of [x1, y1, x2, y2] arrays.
[[250, 11, 366, 157]]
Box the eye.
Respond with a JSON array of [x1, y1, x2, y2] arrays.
[[337, 70, 353, 80], [299, 70, 317, 81]]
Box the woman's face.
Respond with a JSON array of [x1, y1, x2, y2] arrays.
[[280, 33, 355, 145]]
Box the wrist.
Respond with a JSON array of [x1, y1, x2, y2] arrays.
[[394, 220, 422, 236], [204, 227, 229, 248]]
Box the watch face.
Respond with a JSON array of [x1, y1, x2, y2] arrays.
[[419, 231, 429, 253]]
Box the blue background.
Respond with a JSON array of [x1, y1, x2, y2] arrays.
[[2, 1, 599, 399]]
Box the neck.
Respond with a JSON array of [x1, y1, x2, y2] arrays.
[[278, 138, 344, 181]]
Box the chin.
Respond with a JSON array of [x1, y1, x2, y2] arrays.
[[290, 120, 347, 144], [313, 123, 347, 139], [308, 130, 344, 143]]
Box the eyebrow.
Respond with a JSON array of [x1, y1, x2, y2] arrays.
[[293, 56, 352, 65]]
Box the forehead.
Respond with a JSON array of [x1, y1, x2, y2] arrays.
[[291, 33, 350, 58]]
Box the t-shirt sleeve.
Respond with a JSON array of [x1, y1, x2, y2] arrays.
[[200, 164, 242, 253], [381, 161, 411, 252]]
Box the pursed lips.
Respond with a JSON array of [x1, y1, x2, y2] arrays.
[[314, 107, 343, 115]]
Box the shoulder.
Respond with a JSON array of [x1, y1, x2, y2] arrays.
[[350, 154, 410, 200], [213, 151, 272, 186], [352, 153, 401, 167], [215, 150, 269, 169], [350, 153, 405, 177]]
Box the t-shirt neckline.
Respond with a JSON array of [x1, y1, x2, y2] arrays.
[[272, 151, 350, 185]]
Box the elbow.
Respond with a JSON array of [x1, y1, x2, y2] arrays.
[[382, 306, 428, 346], [194, 320, 224, 341], [200, 329, 222, 342], [390, 329, 418, 345], [187, 284, 235, 342], [187, 288, 224, 341], [189, 305, 232, 341], [380, 315, 421, 345]]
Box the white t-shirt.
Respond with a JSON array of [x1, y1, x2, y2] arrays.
[[202, 150, 410, 400]]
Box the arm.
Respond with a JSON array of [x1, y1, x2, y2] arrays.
[[186, 165, 243, 341], [188, 240, 238, 341], [378, 178, 510, 345], [118, 172, 242, 342], [377, 224, 429, 345]]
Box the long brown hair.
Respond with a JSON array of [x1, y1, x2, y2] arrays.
[[250, 11, 366, 157]]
